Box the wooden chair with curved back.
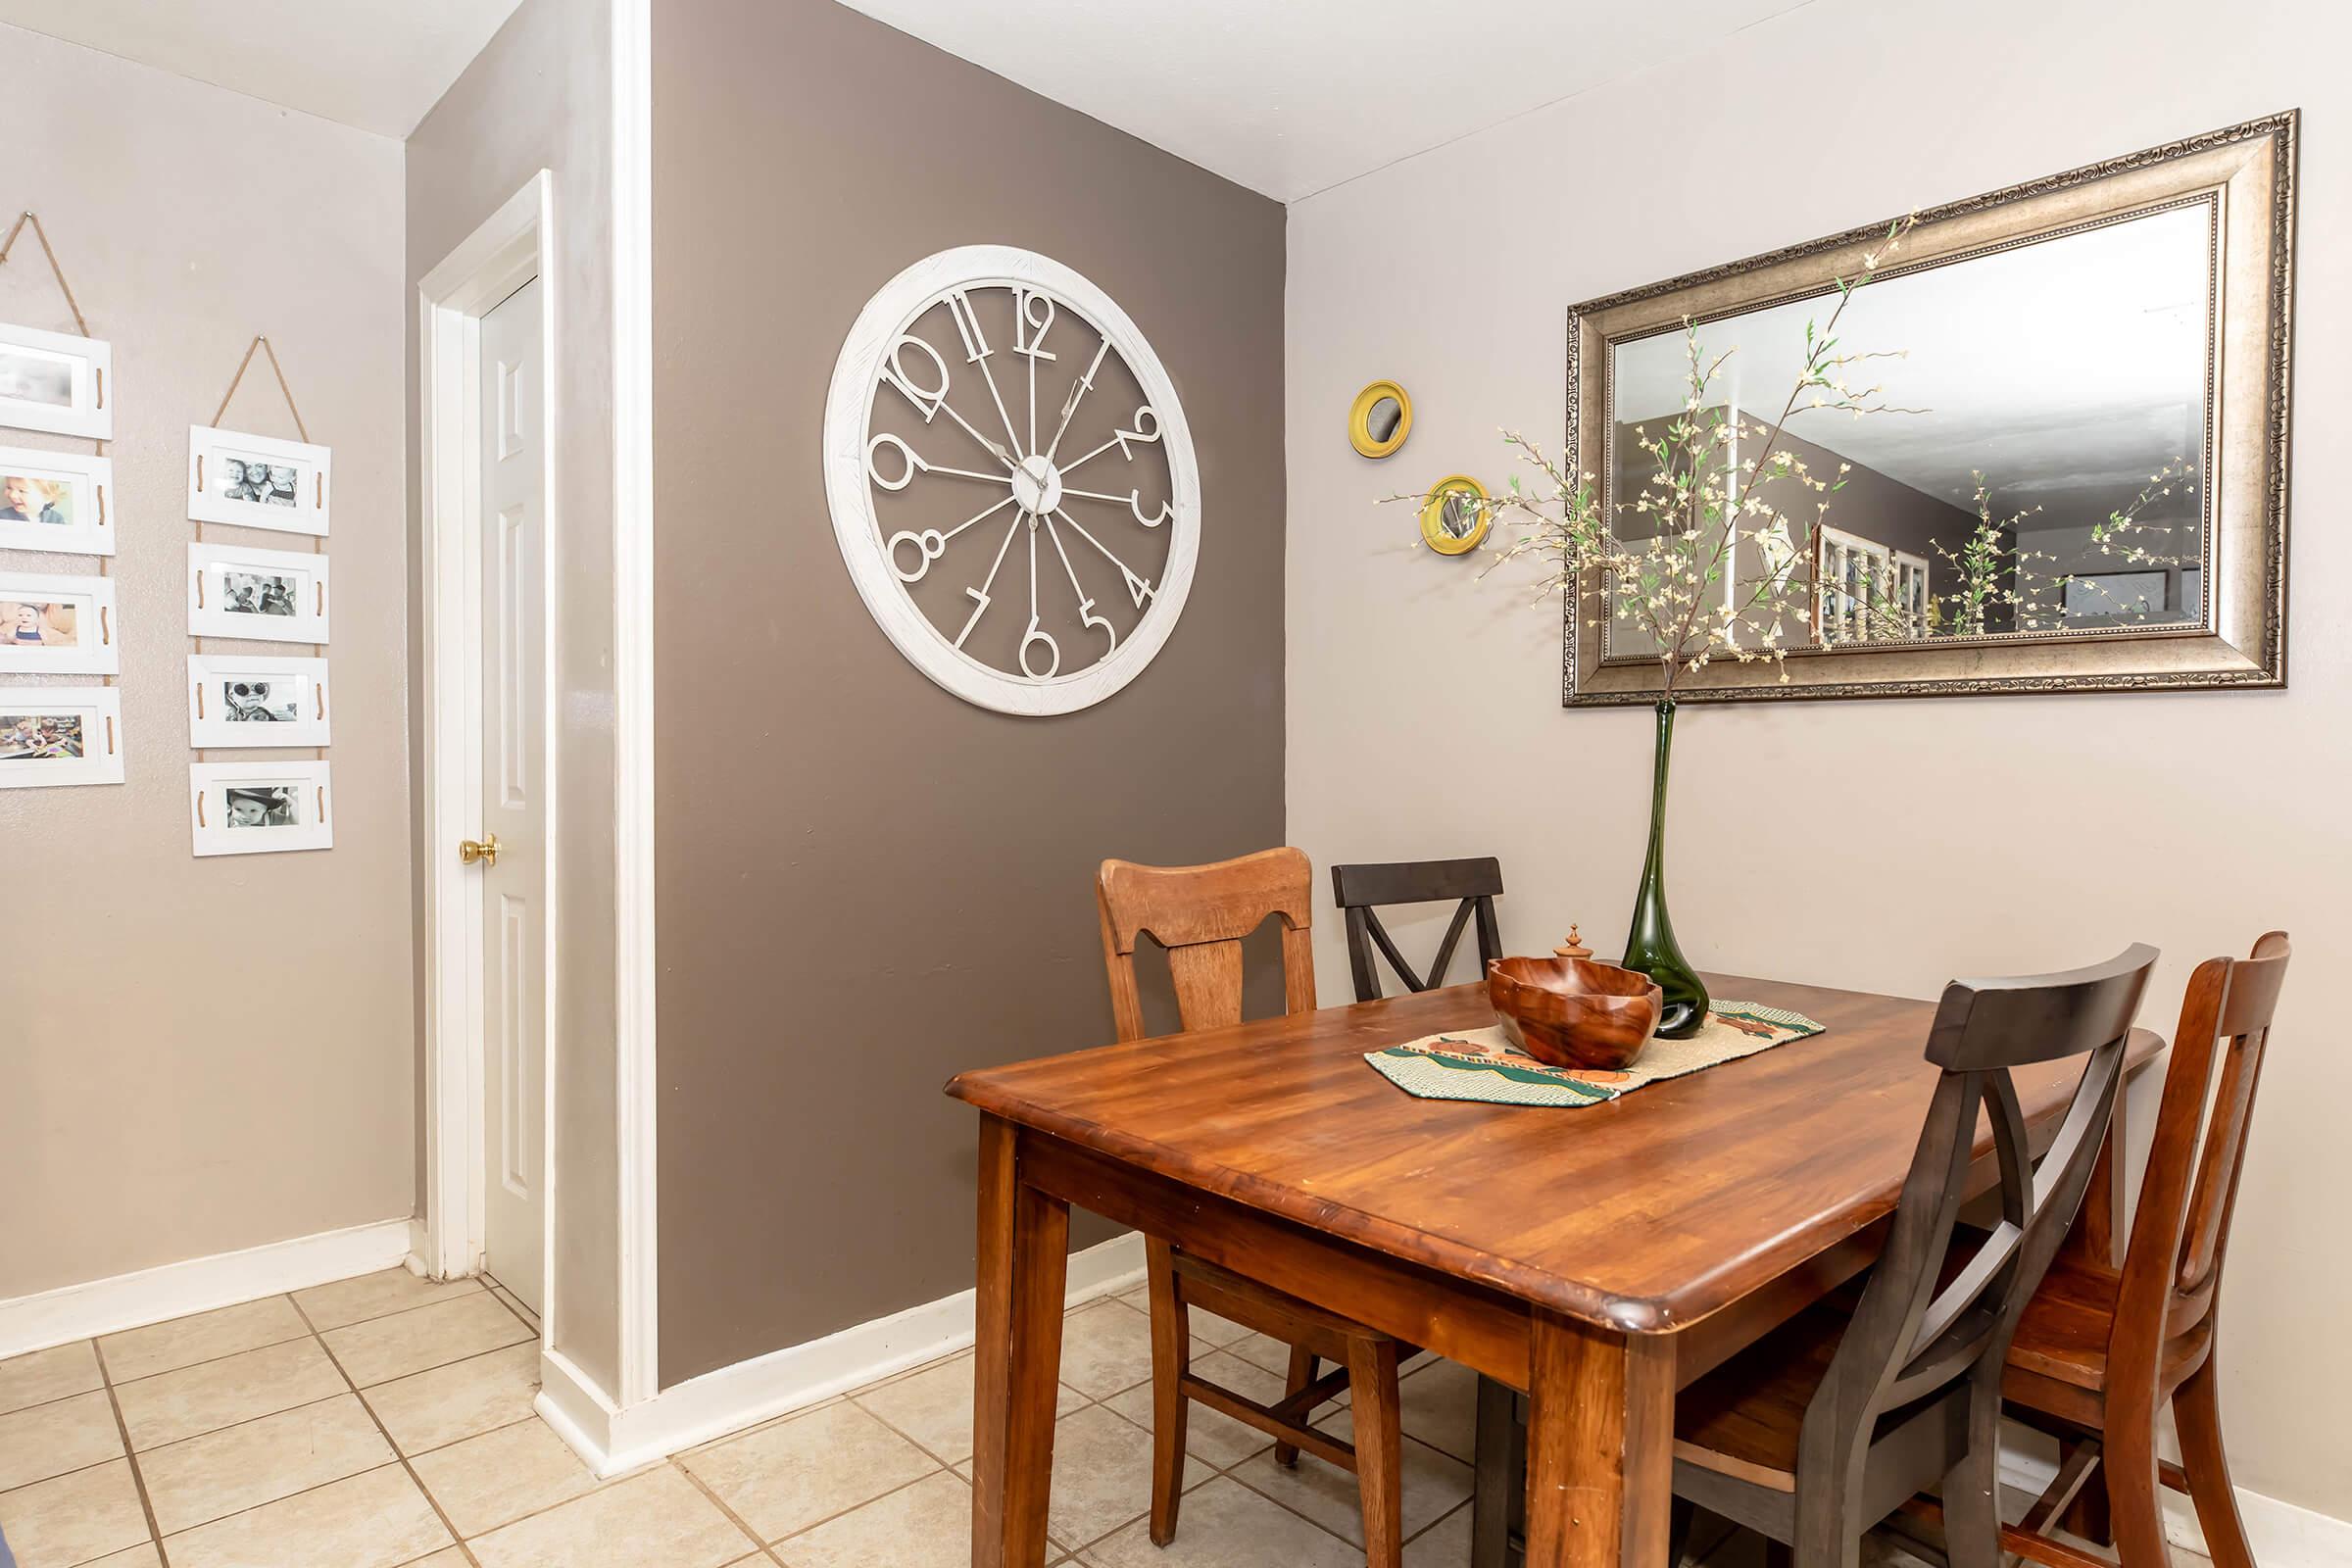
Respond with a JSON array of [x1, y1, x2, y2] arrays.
[[1097, 847, 1410, 1568], [1972, 932, 2292, 1568]]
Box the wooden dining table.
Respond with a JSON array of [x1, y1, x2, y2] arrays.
[[946, 970, 2163, 1568]]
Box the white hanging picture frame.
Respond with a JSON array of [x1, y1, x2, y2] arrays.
[[186, 653, 330, 748], [0, 446, 113, 555], [0, 320, 111, 440], [187, 541, 330, 643], [190, 759, 333, 856], [187, 424, 330, 536], [0, 684, 123, 788], [0, 568, 119, 675]]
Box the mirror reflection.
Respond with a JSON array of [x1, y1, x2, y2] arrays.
[[1605, 203, 2212, 656], [1365, 396, 1404, 445]]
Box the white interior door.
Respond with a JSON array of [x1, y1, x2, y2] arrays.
[[478, 276, 547, 1313]]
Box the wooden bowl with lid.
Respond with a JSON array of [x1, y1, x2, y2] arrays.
[[1486, 956, 1663, 1072]]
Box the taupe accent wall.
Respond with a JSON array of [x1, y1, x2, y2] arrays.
[[652, 0, 1287, 1382], [2, 24, 413, 1301], [405, 0, 626, 1394]]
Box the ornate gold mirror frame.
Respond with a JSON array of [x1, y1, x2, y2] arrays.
[[1564, 112, 2296, 706]]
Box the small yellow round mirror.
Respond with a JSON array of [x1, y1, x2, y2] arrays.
[[1348, 380, 1412, 459], [1419, 474, 1492, 556]]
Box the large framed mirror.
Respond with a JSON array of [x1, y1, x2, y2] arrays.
[[1564, 112, 2295, 705]]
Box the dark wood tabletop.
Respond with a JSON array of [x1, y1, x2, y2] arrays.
[[947, 972, 2165, 1337]]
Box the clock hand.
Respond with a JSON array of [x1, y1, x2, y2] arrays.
[[1043, 337, 1111, 465]]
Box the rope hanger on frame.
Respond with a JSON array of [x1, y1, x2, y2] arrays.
[[209, 334, 313, 443], [198, 338, 326, 762], [2, 209, 115, 692]]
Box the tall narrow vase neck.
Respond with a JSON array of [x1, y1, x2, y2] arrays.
[[1644, 700, 1676, 861]]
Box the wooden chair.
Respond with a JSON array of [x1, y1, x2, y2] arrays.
[[1952, 932, 2290, 1568], [1480, 945, 2155, 1568], [1332, 857, 1504, 1003], [1097, 847, 1409, 1567]]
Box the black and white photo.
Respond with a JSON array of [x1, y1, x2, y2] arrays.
[[187, 424, 330, 535], [189, 541, 330, 644], [191, 760, 331, 854], [188, 654, 330, 747]]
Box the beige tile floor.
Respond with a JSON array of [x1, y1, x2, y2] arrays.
[[0, 1271, 2217, 1568]]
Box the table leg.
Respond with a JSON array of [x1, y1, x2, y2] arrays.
[[972, 1115, 1070, 1568], [1522, 1309, 1675, 1568]]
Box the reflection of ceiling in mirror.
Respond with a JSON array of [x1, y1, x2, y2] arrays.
[[1607, 204, 2212, 512]]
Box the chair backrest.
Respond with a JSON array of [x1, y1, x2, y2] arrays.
[[1096, 848, 1317, 1043], [1797, 944, 2156, 1494], [2115, 931, 2289, 1374], [1331, 858, 1505, 1003]]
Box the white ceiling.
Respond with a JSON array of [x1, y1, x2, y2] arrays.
[[0, 0, 527, 137], [835, 0, 1812, 202]]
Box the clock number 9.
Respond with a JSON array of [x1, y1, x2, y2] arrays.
[[866, 432, 928, 491]]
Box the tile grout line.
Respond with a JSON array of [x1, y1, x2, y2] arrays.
[[88, 1334, 174, 1568], [287, 1291, 486, 1568], [94, 1278, 491, 1396], [667, 1458, 786, 1562]]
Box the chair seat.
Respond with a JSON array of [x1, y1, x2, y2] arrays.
[[1672, 1300, 1851, 1492], [2005, 1254, 2121, 1394]]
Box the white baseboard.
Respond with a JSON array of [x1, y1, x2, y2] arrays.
[[539, 1230, 1146, 1478], [0, 1217, 418, 1361], [1999, 1427, 2352, 1567]]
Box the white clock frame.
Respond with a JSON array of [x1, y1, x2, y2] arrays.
[[823, 245, 1200, 716]]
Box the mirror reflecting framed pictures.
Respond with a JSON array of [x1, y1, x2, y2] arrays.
[[1349, 379, 1413, 458], [1564, 112, 2296, 706]]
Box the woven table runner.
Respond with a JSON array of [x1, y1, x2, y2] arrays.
[[1363, 1001, 1825, 1107]]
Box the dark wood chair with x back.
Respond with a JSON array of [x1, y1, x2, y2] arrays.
[[1331, 857, 1505, 1003], [1097, 847, 1410, 1567], [1910, 932, 2291, 1568], [1481, 945, 2156, 1568]]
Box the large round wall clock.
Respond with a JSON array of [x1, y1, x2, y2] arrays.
[[823, 246, 1200, 715]]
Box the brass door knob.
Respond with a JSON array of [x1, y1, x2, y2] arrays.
[[459, 834, 501, 867]]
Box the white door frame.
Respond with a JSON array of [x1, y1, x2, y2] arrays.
[[418, 172, 559, 1329]]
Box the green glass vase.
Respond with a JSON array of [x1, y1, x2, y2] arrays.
[[1622, 699, 1710, 1040]]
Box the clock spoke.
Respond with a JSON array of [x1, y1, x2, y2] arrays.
[[1045, 514, 1117, 663], [1054, 403, 1162, 481], [1053, 507, 1156, 610], [1061, 485, 1174, 528], [1016, 288, 1057, 461], [866, 431, 1012, 492], [954, 509, 1025, 650], [884, 495, 1018, 586], [1020, 516, 1060, 680]]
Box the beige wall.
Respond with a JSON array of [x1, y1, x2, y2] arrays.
[[650, 0, 1287, 1385], [1285, 0, 2346, 1522], [404, 0, 625, 1395], [1, 27, 413, 1297]]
